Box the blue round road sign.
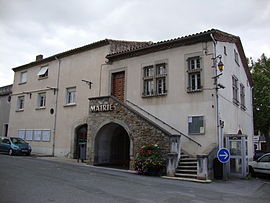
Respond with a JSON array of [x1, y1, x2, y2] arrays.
[[217, 148, 230, 163]]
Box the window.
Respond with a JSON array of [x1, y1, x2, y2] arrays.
[[234, 49, 239, 65], [224, 46, 227, 55], [20, 71, 27, 83], [187, 57, 202, 92], [25, 130, 33, 141], [232, 76, 239, 105], [33, 130, 42, 141], [240, 84, 246, 110], [66, 87, 76, 104], [37, 93, 46, 108], [17, 96, 25, 110], [188, 116, 204, 134], [18, 130, 25, 139], [142, 63, 167, 96], [37, 66, 48, 79], [42, 130, 51, 141]]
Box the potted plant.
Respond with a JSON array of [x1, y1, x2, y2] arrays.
[[134, 144, 165, 176]]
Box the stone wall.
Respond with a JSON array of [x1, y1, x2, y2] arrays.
[[87, 96, 171, 170]]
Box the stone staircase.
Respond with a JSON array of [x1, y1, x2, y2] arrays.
[[175, 152, 198, 180]]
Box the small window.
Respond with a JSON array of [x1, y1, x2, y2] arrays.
[[187, 57, 202, 92], [224, 46, 227, 55], [188, 116, 204, 134], [144, 65, 154, 77], [240, 84, 246, 110], [142, 63, 167, 97], [18, 130, 25, 139], [232, 76, 239, 105], [37, 66, 48, 79], [37, 93, 46, 108], [144, 80, 154, 96], [17, 96, 25, 110], [234, 49, 239, 65], [156, 63, 166, 76], [20, 71, 27, 83], [66, 87, 76, 104]]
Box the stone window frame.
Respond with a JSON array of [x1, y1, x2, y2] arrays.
[[19, 71, 27, 84], [142, 60, 168, 97], [240, 83, 246, 111], [16, 95, 25, 111], [37, 65, 49, 80], [37, 92, 46, 109], [65, 87, 76, 106], [234, 49, 240, 66], [185, 53, 203, 93], [232, 75, 239, 105]]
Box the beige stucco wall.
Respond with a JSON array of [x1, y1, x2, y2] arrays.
[[106, 42, 218, 156], [216, 42, 254, 160], [8, 45, 111, 156]]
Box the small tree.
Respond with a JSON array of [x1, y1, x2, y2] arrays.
[[251, 54, 270, 151]]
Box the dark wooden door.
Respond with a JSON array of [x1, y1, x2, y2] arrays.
[[111, 71, 125, 101]]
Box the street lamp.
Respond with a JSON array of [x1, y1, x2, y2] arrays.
[[212, 54, 225, 149]]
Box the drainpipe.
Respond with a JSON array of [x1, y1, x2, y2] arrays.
[[210, 34, 221, 149], [52, 56, 61, 156]]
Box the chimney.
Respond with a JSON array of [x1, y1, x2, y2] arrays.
[[36, 54, 43, 61]]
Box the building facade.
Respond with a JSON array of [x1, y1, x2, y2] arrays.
[[0, 85, 12, 137], [8, 29, 253, 179]]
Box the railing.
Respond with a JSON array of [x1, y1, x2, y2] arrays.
[[126, 99, 201, 147]]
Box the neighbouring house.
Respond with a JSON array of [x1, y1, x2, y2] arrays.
[[0, 84, 12, 137], [8, 29, 253, 180]]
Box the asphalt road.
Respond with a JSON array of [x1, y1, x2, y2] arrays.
[[0, 154, 270, 203]]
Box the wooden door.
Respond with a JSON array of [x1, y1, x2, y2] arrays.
[[111, 71, 125, 101]]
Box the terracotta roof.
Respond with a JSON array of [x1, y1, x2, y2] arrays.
[[12, 39, 150, 72], [106, 29, 252, 86]]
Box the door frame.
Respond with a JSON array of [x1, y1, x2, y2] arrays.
[[109, 67, 127, 101]]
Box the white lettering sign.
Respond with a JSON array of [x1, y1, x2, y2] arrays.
[[90, 104, 115, 112]]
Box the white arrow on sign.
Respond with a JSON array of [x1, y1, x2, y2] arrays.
[[219, 151, 228, 159]]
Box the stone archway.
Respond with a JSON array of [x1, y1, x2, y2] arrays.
[[94, 122, 130, 169]]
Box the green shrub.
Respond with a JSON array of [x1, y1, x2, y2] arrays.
[[134, 144, 165, 176]]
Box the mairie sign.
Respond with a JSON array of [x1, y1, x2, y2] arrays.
[[90, 103, 115, 112], [217, 148, 230, 163]]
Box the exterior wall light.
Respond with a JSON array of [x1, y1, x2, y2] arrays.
[[218, 60, 224, 72]]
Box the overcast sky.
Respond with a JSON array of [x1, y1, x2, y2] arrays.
[[0, 0, 269, 86]]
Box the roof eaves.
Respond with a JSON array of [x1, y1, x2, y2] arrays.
[[106, 29, 215, 61], [12, 39, 111, 72]]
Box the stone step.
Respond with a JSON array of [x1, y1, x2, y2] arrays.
[[180, 158, 197, 162], [175, 169, 197, 174], [175, 173, 198, 179], [180, 154, 189, 158], [177, 165, 197, 169], [178, 161, 197, 166]]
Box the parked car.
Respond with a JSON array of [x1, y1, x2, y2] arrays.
[[0, 137, 31, 156], [253, 150, 266, 161], [249, 153, 270, 177]]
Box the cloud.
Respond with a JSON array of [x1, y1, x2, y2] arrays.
[[0, 0, 269, 86]]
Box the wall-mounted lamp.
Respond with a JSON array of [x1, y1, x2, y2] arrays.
[[212, 55, 224, 72]]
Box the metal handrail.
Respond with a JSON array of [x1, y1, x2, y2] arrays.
[[126, 100, 202, 147]]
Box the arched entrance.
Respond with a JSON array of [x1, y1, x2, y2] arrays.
[[94, 123, 130, 169], [74, 124, 87, 159]]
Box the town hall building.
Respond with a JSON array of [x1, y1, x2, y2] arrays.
[[8, 29, 254, 180]]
